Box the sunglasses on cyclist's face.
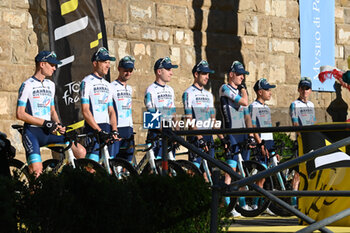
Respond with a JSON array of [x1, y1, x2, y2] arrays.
[[300, 86, 311, 90]]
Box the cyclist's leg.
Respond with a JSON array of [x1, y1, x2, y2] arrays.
[[83, 124, 105, 162], [224, 135, 239, 205], [227, 134, 248, 207], [147, 130, 162, 160], [23, 126, 59, 177], [252, 140, 271, 208], [187, 136, 201, 168], [116, 127, 134, 163]]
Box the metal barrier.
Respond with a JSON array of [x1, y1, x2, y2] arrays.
[[159, 124, 350, 233]]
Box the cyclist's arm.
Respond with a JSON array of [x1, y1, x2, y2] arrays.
[[244, 108, 254, 138], [221, 84, 248, 106], [50, 105, 65, 134], [238, 88, 249, 106], [16, 105, 45, 126], [108, 105, 117, 132]]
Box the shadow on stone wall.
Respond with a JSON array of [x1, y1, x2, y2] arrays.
[[327, 83, 348, 122], [28, 1, 48, 51], [192, 0, 244, 121]]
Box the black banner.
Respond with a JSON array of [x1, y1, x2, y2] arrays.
[[300, 130, 350, 176], [46, 0, 109, 126]]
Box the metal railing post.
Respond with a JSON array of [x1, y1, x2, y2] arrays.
[[210, 168, 220, 233]]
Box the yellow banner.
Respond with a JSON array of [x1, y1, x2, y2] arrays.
[[299, 135, 350, 226]]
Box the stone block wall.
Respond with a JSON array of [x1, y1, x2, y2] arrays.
[[1, 0, 350, 161]]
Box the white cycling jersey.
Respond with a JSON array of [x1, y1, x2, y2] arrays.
[[290, 98, 315, 126], [110, 80, 133, 127], [182, 85, 215, 129], [80, 73, 113, 124], [219, 83, 249, 129], [144, 82, 175, 120], [249, 100, 273, 140], [17, 76, 55, 124]]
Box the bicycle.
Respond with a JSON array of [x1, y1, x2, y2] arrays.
[[11, 125, 105, 179], [122, 134, 200, 176], [224, 140, 274, 217], [264, 139, 298, 217], [77, 130, 138, 179]]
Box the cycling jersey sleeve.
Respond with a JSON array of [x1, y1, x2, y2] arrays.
[[144, 91, 155, 113], [209, 93, 215, 116], [221, 84, 241, 103], [249, 104, 257, 126], [289, 102, 298, 124], [17, 82, 30, 107], [80, 80, 91, 105]]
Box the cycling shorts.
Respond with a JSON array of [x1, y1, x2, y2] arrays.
[[114, 126, 134, 162], [187, 135, 214, 167], [257, 140, 275, 166], [146, 129, 176, 160], [22, 125, 65, 165], [84, 123, 117, 162], [226, 134, 250, 168]]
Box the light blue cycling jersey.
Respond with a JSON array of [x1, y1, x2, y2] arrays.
[[17, 76, 55, 124], [219, 84, 249, 129], [290, 98, 316, 126], [80, 74, 113, 124], [182, 84, 215, 129], [249, 100, 273, 140], [110, 80, 133, 127], [144, 82, 176, 120]]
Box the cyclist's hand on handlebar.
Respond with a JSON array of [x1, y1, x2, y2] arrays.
[[220, 137, 230, 149], [197, 137, 209, 152], [111, 130, 121, 141], [42, 120, 58, 134], [56, 123, 66, 134], [247, 136, 256, 148], [98, 130, 110, 142]]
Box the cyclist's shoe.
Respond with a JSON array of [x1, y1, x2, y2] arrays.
[[241, 205, 253, 211], [263, 208, 276, 216], [251, 204, 258, 210], [230, 209, 242, 218]]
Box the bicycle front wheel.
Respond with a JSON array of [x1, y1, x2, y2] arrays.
[[141, 159, 184, 176], [234, 161, 273, 217], [42, 159, 60, 173], [74, 158, 106, 174], [268, 170, 294, 217], [176, 159, 202, 177], [8, 158, 29, 183], [109, 158, 138, 180]]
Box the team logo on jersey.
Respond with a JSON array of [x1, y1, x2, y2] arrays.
[[143, 110, 161, 129]]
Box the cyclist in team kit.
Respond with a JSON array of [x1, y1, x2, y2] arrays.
[[289, 76, 315, 207], [110, 56, 135, 163], [219, 61, 255, 217], [249, 78, 277, 168], [16, 51, 85, 177], [144, 57, 178, 159], [80, 47, 119, 162], [249, 78, 278, 215], [182, 60, 224, 169]]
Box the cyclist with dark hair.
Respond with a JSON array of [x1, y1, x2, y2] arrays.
[[249, 78, 277, 215], [183, 60, 223, 170], [16, 51, 85, 177], [110, 56, 135, 163]]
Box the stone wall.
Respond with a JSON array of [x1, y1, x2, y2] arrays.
[[1, 0, 350, 161]]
